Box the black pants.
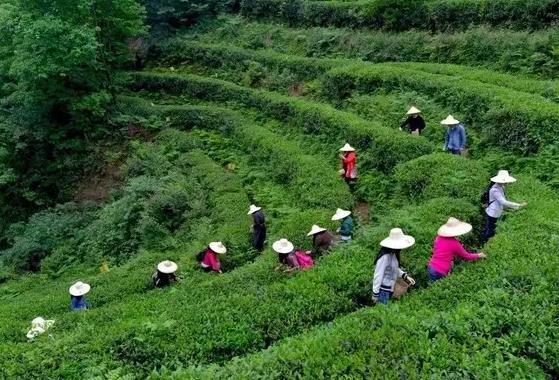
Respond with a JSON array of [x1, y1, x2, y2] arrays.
[[344, 177, 357, 192], [252, 225, 266, 252], [482, 215, 498, 243]]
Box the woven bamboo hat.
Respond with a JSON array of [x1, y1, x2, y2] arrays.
[[272, 239, 294, 254], [332, 208, 351, 221], [441, 115, 460, 125], [209, 242, 227, 254], [69, 281, 91, 297], [380, 228, 415, 249], [491, 170, 517, 184], [406, 106, 421, 115], [339, 143, 356, 152], [307, 225, 327, 236], [437, 217, 472, 237], [247, 204, 262, 215], [157, 260, 178, 274]]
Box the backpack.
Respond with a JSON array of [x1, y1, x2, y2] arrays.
[[196, 249, 207, 263], [481, 183, 495, 209]]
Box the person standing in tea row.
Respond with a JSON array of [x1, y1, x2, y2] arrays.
[[339, 143, 357, 191], [372, 228, 416, 305], [400, 106, 426, 135], [482, 170, 527, 243], [332, 208, 353, 242], [248, 204, 266, 252], [441, 115, 467, 155]]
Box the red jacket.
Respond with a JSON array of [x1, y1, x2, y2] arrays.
[[342, 152, 357, 179], [201, 249, 221, 272]]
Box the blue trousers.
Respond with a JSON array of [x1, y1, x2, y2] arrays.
[[483, 215, 498, 243], [428, 266, 446, 283], [378, 289, 392, 305]]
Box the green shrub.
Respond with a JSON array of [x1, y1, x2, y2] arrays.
[[129, 72, 434, 172], [0, 203, 96, 272], [176, 176, 559, 379], [393, 153, 489, 203], [185, 16, 559, 78], [323, 63, 559, 154], [238, 0, 559, 32]]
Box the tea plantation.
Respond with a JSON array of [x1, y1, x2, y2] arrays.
[[1, 1, 559, 379]]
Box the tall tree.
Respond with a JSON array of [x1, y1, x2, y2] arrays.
[[0, 0, 146, 241]]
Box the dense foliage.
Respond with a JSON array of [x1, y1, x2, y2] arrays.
[[2, 1, 559, 379], [239, 0, 559, 32], [0, 0, 146, 240]]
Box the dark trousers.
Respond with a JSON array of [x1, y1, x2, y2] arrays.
[[344, 177, 357, 192], [483, 215, 498, 243], [449, 148, 461, 155], [252, 225, 266, 252], [428, 266, 446, 283]]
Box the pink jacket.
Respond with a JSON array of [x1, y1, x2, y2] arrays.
[[428, 236, 480, 275]]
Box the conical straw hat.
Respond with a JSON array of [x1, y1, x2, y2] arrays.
[[307, 225, 327, 236], [380, 228, 415, 249], [157, 260, 178, 274], [69, 281, 91, 297], [339, 143, 356, 152], [437, 217, 472, 237], [247, 204, 262, 215], [272, 239, 294, 254], [209, 242, 227, 254], [441, 115, 460, 125], [332, 208, 351, 221], [406, 106, 421, 115], [490, 170, 517, 184]]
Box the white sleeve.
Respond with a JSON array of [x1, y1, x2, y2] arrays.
[[493, 189, 521, 209], [372, 255, 388, 296], [398, 267, 406, 278]]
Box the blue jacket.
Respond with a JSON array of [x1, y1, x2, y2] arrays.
[[70, 296, 89, 311], [444, 124, 467, 150]]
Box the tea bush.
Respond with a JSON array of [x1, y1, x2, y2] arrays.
[[173, 176, 559, 379], [323, 64, 559, 154], [185, 16, 559, 78], [393, 153, 489, 204], [129, 72, 434, 172], [238, 0, 559, 32]]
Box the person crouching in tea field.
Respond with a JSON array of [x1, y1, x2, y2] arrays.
[[332, 208, 353, 242], [307, 225, 334, 259], [441, 115, 466, 155], [152, 260, 179, 288], [372, 228, 416, 305], [273, 239, 314, 271], [339, 143, 357, 191], [69, 281, 91, 311], [427, 217, 486, 282], [482, 170, 526, 243], [248, 204, 266, 252], [198, 242, 227, 274], [400, 106, 425, 135]]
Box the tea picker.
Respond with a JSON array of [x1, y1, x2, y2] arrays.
[[307, 224, 334, 259], [152, 260, 179, 288], [339, 143, 357, 191], [427, 217, 486, 282], [372, 228, 416, 305], [198, 242, 227, 274], [441, 115, 467, 155], [248, 204, 266, 252], [399, 106, 425, 135], [332, 208, 353, 242]]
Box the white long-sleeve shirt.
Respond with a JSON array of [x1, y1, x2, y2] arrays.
[[486, 184, 521, 218], [372, 253, 405, 296]]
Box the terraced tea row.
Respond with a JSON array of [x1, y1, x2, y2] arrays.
[[160, 176, 559, 379]]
